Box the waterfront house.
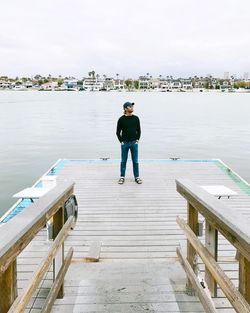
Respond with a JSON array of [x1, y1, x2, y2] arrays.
[[103, 77, 115, 91], [159, 79, 172, 91], [220, 80, 231, 91], [24, 81, 33, 89], [138, 76, 150, 89], [83, 77, 104, 91], [181, 79, 193, 90], [211, 78, 219, 89], [171, 79, 182, 90], [194, 79, 206, 89], [40, 81, 58, 91], [113, 79, 125, 90], [149, 78, 161, 89], [0, 80, 11, 89], [64, 79, 78, 89]]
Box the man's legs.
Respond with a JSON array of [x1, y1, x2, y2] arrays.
[[130, 142, 139, 178], [120, 142, 129, 177]]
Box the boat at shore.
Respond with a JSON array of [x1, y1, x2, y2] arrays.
[[12, 85, 27, 91]]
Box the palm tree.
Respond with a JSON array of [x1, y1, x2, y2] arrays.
[[116, 73, 120, 90], [88, 71, 95, 79]]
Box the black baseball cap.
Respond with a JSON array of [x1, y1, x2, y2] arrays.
[[123, 102, 135, 109]]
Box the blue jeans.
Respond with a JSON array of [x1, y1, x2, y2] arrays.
[[120, 141, 139, 178]]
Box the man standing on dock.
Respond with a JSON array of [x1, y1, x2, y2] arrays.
[[116, 102, 142, 184]]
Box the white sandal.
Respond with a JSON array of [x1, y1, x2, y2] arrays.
[[118, 177, 125, 184]]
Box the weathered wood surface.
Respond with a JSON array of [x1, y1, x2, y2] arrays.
[[205, 220, 218, 297], [176, 179, 250, 261], [8, 217, 73, 313], [14, 160, 250, 312], [41, 247, 73, 313], [176, 216, 250, 313], [177, 247, 218, 313], [84, 241, 102, 262], [186, 203, 199, 294]]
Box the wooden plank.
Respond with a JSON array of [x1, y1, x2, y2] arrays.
[[41, 248, 73, 313], [176, 216, 250, 313], [8, 217, 73, 313], [186, 202, 198, 295], [84, 242, 102, 262], [239, 253, 250, 304], [205, 220, 218, 297], [0, 260, 17, 313], [176, 247, 217, 313], [53, 206, 64, 298]]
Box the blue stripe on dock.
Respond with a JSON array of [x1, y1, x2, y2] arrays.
[[1, 199, 32, 224]]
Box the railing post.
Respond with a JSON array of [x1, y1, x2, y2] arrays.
[[0, 259, 17, 313], [186, 202, 198, 295], [205, 221, 218, 297], [53, 206, 64, 299], [239, 254, 250, 304]]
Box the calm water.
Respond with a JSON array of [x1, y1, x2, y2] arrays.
[[0, 91, 250, 216]]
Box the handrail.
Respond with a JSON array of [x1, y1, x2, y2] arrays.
[[0, 181, 75, 313], [8, 217, 74, 313], [176, 247, 217, 313], [41, 247, 73, 313], [0, 181, 74, 271], [176, 178, 250, 313], [176, 217, 250, 313], [176, 179, 250, 260]]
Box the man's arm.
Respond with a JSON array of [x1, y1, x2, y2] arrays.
[[116, 118, 123, 142], [136, 117, 141, 141]]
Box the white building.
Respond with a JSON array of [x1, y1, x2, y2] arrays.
[[159, 79, 171, 91], [171, 80, 182, 90], [138, 76, 150, 89], [113, 79, 125, 90], [181, 79, 193, 90], [148, 78, 160, 89], [103, 78, 115, 90], [40, 82, 58, 90], [0, 81, 11, 89], [83, 77, 104, 91]]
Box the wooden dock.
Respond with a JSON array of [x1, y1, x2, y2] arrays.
[[10, 160, 250, 312]]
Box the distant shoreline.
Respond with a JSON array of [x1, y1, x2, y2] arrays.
[[1, 89, 250, 93]]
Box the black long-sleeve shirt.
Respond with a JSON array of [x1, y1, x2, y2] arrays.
[[116, 115, 141, 143]]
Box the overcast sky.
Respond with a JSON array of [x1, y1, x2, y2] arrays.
[[1, 0, 250, 78]]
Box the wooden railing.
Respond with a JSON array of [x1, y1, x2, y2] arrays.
[[176, 179, 250, 313], [0, 181, 75, 313]]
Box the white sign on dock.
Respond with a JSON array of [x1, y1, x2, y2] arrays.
[[200, 185, 237, 198]]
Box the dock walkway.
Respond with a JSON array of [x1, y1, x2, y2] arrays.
[[17, 160, 250, 313]]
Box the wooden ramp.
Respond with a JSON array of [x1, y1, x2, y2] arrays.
[[17, 160, 250, 313], [51, 262, 182, 313]]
